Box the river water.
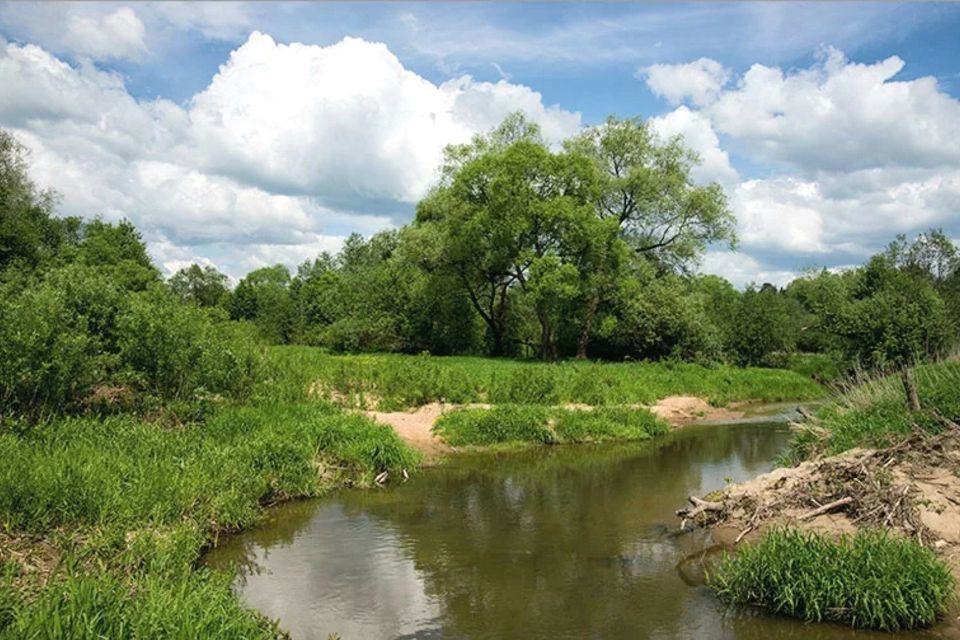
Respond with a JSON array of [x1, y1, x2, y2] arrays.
[[206, 420, 947, 639]]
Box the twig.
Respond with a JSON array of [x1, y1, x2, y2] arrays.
[[799, 496, 853, 520]]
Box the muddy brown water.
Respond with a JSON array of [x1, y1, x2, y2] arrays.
[[206, 415, 951, 640]]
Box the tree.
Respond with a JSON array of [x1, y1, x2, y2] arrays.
[[416, 116, 611, 358], [730, 284, 794, 366], [168, 264, 231, 308], [0, 129, 75, 274], [231, 264, 294, 343], [563, 116, 736, 355]]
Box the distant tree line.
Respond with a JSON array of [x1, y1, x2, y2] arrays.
[[194, 115, 955, 375]]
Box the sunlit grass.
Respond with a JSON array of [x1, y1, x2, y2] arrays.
[[265, 347, 824, 411], [711, 528, 954, 631], [783, 359, 960, 462], [432, 404, 668, 447]]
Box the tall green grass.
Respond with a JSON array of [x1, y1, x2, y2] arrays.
[[784, 360, 960, 462], [432, 405, 669, 447], [0, 400, 418, 638], [711, 528, 954, 631], [266, 347, 824, 411], [0, 402, 418, 533]]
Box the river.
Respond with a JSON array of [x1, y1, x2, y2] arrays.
[[206, 418, 947, 639]]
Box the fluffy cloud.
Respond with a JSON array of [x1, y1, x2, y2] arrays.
[[189, 33, 580, 203], [63, 7, 146, 61], [647, 48, 960, 276], [0, 33, 580, 276], [649, 106, 737, 186], [709, 47, 960, 175], [700, 251, 798, 289], [640, 58, 730, 107]]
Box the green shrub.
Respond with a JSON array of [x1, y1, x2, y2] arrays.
[[116, 286, 262, 402], [0, 266, 122, 419], [433, 405, 554, 446], [710, 528, 955, 631], [553, 407, 668, 443]]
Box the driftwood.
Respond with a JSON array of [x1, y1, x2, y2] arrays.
[[676, 495, 724, 520], [798, 496, 853, 520]]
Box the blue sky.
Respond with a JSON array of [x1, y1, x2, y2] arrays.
[[1, 2, 959, 285]]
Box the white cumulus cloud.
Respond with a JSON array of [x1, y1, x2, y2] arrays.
[[640, 58, 730, 107], [0, 33, 582, 277], [63, 7, 146, 61]]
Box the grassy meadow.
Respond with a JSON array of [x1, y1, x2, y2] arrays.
[[782, 359, 960, 463], [267, 347, 825, 410]]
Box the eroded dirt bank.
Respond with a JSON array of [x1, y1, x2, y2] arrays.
[[363, 396, 747, 457], [677, 429, 960, 581]]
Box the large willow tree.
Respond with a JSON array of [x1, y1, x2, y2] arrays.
[[564, 116, 736, 356]]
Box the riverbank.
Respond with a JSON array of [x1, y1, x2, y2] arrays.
[[0, 350, 823, 637], [678, 360, 960, 631]]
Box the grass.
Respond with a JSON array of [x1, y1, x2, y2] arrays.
[[783, 360, 960, 462], [0, 399, 418, 638], [0, 346, 824, 637], [432, 405, 669, 447], [710, 528, 955, 631], [266, 347, 824, 411]]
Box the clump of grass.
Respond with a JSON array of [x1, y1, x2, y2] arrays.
[[432, 405, 668, 447], [433, 405, 554, 446], [0, 402, 419, 534], [710, 528, 955, 631], [0, 569, 282, 639], [553, 408, 668, 443]]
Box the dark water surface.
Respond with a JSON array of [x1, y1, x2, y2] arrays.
[[206, 421, 947, 640]]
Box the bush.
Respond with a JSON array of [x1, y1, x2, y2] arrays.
[[433, 405, 554, 446], [710, 528, 954, 631], [0, 266, 121, 419]]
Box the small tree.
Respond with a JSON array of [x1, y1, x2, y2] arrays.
[[169, 264, 230, 308]]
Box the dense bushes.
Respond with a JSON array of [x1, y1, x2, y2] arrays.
[[711, 528, 954, 631], [0, 267, 261, 422]]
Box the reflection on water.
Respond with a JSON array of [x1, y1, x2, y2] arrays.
[[206, 423, 946, 640]]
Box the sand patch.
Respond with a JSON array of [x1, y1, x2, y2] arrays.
[[648, 395, 744, 425]]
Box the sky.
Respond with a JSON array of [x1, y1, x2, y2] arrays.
[[1, 1, 959, 287]]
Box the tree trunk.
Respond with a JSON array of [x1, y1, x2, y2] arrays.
[[576, 293, 600, 359], [901, 367, 922, 412]]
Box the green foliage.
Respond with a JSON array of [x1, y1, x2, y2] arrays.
[[784, 360, 960, 462], [116, 286, 261, 402], [278, 348, 824, 411], [168, 263, 231, 308], [730, 284, 795, 366], [231, 264, 294, 344], [0, 403, 417, 533], [433, 405, 555, 446], [711, 528, 954, 631], [0, 569, 282, 640], [552, 407, 668, 443]]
